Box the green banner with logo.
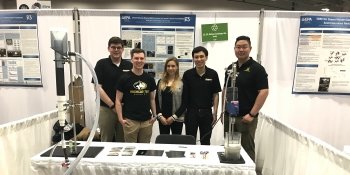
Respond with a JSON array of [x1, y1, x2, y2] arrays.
[[201, 23, 228, 42]]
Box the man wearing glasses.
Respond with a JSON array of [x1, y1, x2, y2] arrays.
[[222, 36, 269, 161], [93, 36, 132, 142]]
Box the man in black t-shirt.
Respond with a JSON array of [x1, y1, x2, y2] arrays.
[[222, 36, 269, 161], [115, 48, 157, 143]]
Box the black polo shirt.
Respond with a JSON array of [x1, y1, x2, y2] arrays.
[[224, 57, 268, 116], [183, 66, 221, 109], [93, 56, 132, 107]]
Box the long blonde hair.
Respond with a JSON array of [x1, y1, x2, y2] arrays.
[[159, 57, 181, 92]]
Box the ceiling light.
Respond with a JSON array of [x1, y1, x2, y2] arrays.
[[321, 8, 330, 12]]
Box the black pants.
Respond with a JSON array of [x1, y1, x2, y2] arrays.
[[159, 121, 183, 134], [185, 108, 213, 145]]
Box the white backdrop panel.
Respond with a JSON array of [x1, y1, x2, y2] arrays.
[[1, 10, 349, 150], [261, 11, 350, 150]]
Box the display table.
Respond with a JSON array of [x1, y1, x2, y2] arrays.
[[31, 142, 256, 175]]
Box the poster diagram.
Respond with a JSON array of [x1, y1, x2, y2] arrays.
[[120, 13, 196, 80], [292, 15, 350, 94], [0, 12, 42, 87]]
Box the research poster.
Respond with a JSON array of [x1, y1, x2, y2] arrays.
[[120, 13, 196, 80], [293, 15, 350, 94], [0, 12, 42, 87]]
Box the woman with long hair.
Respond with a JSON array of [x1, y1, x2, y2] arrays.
[[155, 57, 187, 134]]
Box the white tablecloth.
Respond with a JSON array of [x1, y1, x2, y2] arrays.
[[31, 142, 256, 175]]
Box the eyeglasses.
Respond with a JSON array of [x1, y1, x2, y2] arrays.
[[110, 46, 123, 50]]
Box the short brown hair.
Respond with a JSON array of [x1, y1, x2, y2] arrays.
[[108, 36, 124, 47], [130, 48, 145, 58]]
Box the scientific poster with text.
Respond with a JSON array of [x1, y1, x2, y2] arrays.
[[0, 12, 42, 87], [293, 15, 350, 95], [120, 13, 196, 80]]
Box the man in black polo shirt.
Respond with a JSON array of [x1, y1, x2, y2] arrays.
[[182, 46, 221, 145], [222, 36, 269, 161], [93, 36, 132, 142]]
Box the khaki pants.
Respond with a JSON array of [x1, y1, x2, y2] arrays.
[[224, 114, 258, 161], [98, 106, 124, 142], [123, 118, 153, 143]]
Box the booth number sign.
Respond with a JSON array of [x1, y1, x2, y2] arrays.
[[201, 23, 228, 42]]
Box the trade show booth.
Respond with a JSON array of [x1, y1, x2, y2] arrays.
[[0, 9, 350, 175]]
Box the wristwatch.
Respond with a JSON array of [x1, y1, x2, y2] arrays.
[[248, 112, 257, 118]]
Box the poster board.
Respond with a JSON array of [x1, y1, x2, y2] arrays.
[[0, 12, 42, 87], [120, 13, 196, 79], [292, 15, 350, 94]]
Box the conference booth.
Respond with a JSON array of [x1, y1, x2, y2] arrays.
[[1, 9, 350, 175]]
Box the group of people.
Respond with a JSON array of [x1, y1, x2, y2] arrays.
[[94, 35, 269, 161]]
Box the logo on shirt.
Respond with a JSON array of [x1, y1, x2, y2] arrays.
[[133, 81, 147, 90], [130, 81, 149, 95], [244, 67, 250, 72], [205, 78, 213, 81]]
